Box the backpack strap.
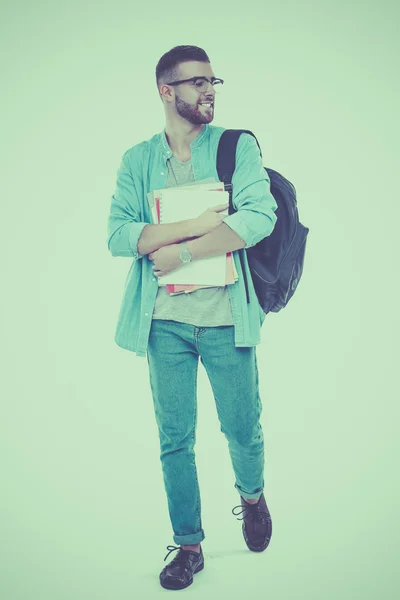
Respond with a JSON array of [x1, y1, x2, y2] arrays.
[[216, 129, 262, 304], [216, 129, 262, 191]]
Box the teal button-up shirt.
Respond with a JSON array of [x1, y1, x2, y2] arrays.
[[107, 123, 278, 357]]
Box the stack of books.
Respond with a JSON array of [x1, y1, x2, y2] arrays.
[[146, 178, 238, 295]]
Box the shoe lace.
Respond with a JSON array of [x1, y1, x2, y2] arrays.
[[232, 503, 270, 524], [163, 544, 195, 568]]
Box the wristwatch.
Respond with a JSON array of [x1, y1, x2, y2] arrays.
[[179, 242, 192, 264]]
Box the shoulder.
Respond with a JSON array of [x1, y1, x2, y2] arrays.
[[122, 138, 149, 159], [119, 138, 152, 172], [212, 127, 258, 160]]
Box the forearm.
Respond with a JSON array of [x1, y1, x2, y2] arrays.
[[137, 219, 197, 256], [185, 222, 246, 260]]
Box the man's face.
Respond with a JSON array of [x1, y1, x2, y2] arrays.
[[168, 61, 217, 125]]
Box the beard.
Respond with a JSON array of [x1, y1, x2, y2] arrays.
[[174, 97, 214, 125]]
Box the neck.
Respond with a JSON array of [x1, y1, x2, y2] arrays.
[[164, 123, 205, 154]]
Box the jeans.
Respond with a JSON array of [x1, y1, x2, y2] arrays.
[[146, 319, 265, 546]]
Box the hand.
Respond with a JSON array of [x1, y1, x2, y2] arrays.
[[148, 244, 182, 278], [192, 202, 229, 237]]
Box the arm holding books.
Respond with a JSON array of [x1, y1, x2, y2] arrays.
[[138, 202, 229, 256], [137, 219, 197, 256], [148, 221, 246, 278], [185, 221, 246, 260]]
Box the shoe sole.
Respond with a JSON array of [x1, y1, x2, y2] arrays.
[[160, 562, 204, 590], [243, 522, 272, 552]]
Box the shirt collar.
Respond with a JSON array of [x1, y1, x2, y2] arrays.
[[160, 123, 210, 158]]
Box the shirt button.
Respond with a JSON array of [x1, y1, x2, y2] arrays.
[[152, 278, 156, 281], [145, 312, 148, 316], [161, 172, 165, 175]]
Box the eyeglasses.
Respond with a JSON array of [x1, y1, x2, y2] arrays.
[[165, 76, 224, 93]]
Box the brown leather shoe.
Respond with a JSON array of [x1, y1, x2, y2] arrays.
[[232, 492, 272, 552], [159, 545, 204, 590]]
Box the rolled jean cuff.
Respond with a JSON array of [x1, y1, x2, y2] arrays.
[[235, 483, 264, 499], [173, 529, 205, 546]]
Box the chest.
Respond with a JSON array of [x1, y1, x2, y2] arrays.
[[174, 153, 191, 163]]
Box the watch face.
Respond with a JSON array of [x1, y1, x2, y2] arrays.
[[180, 247, 191, 262]]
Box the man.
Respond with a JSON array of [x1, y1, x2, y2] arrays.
[[107, 45, 278, 590]]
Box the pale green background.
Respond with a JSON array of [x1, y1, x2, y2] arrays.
[[1, 0, 399, 598]]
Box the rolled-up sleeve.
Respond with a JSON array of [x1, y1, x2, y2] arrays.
[[107, 150, 148, 259], [222, 133, 278, 249]]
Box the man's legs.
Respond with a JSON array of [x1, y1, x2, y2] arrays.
[[146, 319, 205, 548]]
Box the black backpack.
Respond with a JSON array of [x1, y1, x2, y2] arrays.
[[216, 129, 310, 314]]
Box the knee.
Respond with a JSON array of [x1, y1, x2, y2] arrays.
[[159, 426, 196, 455], [222, 422, 264, 448]]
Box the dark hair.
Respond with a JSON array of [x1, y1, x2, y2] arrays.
[[156, 45, 210, 99]]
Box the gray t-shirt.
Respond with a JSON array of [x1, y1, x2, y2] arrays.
[[152, 154, 234, 326]]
